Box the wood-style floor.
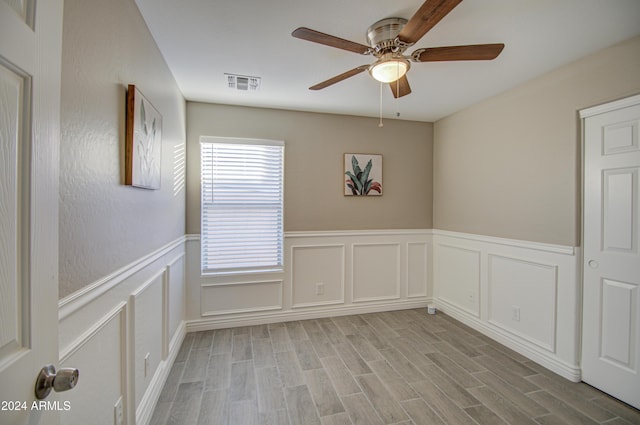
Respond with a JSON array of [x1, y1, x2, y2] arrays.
[[150, 309, 640, 425]]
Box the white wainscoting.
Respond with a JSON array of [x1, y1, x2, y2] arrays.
[[184, 229, 582, 381], [185, 230, 433, 330], [58, 237, 186, 425], [433, 230, 581, 381]]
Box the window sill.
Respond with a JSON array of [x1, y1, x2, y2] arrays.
[[201, 267, 284, 277]]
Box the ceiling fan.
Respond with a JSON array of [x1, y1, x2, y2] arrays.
[[292, 0, 504, 98]]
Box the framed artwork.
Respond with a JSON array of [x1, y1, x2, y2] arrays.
[[344, 153, 382, 196], [125, 84, 162, 189]]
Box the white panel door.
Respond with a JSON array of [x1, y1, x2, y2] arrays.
[[582, 95, 640, 409], [0, 1, 64, 424]]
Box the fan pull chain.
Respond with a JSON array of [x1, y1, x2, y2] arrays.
[[396, 61, 400, 96], [396, 71, 400, 115], [396, 77, 401, 119], [378, 82, 384, 128]]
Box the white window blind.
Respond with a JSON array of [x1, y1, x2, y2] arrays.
[[200, 137, 284, 274]]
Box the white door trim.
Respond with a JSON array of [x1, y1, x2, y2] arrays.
[[580, 94, 640, 118]]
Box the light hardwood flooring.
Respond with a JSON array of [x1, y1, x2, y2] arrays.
[[150, 309, 640, 425]]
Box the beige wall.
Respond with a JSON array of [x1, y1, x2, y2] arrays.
[[186, 103, 433, 233], [434, 36, 640, 246], [59, 0, 186, 298]]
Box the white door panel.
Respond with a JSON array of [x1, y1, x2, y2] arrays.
[[582, 96, 640, 409], [603, 169, 636, 252], [600, 278, 636, 370], [0, 1, 64, 424]]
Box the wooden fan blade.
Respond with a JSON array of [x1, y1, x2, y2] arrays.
[[389, 75, 411, 98], [309, 65, 369, 90], [292, 27, 371, 55], [398, 0, 462, 44], [414, 43, 505, 61]]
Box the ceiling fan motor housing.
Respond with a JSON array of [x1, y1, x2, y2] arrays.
[[366, 18, 408, 56]]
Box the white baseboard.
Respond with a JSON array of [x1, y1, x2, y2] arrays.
[[186, 299, 431, 332], [436, 299, 581, 382]]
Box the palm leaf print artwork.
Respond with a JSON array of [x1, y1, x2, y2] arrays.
[[125, 85, 162, 189], [345, 154, 382, 196]]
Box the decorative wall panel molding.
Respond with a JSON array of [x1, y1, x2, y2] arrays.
[[130, 270, 165, 407], [435, 243, 481, 317], [201, 280, 284, 316], [166, 254, 185, 357], [59, 303, 128, 425], [432, 230, 580, 381], [351, 243, 401, 302], [185, 230, 432, 329], [291, 244, 345, 308], [58, 240, 186, 425], [407, 242, 429, 298], [487, 254, 557, 352]]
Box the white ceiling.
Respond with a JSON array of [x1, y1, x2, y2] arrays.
[[135, 0, 640, 122]]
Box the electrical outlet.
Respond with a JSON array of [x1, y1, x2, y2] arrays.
[[114, 396, 123, 425], [315, 282, 325, 296], [512, 306, 521, 322], [144, 352, 151, 378]]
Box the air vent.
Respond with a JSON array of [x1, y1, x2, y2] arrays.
[[225, 74, 261, 91]]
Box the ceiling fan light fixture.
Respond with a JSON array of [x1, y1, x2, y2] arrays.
[[369, 54, 410, 83]]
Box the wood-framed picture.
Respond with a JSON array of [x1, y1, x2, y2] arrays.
[[125, 84, 162, 189], [344, 153, 382, 196]]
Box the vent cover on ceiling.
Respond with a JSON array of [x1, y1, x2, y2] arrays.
[[225, 74, 261, 91]]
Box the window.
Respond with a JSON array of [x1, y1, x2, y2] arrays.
[[200, 137, 284, 274]]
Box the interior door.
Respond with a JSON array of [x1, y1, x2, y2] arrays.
[[582, 94, 640, 409], [0, 1, 64, 424]]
